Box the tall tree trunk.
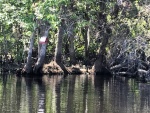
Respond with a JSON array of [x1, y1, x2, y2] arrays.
[[23, 28, 36, 74], [3, 36, 8, 67], [38, 33, 41, 58], [82, 27, 89, 71], [68, 24, 76, 65], [93, 32, 109, 74], [2, 27, 8, 68], [55, 19, 69, 74], [68, 0, 76, 65], [69, 35, 76, 65], [34, 24, 50, 74], [82, 4, 90, 71], [93, 0, 110, 75]]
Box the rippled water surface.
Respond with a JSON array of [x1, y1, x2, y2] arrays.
[[0, 74, 150, 113]]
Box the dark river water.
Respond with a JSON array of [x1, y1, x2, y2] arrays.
[[0, 74, 150, 113]]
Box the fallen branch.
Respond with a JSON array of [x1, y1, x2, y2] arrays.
[[115, 71, 136, 76]]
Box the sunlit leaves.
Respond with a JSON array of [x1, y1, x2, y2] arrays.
[[2, 3, 16, 12], [58, 0, 69, 6], [0, 0, 149, 63]]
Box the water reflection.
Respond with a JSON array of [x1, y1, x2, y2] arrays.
[[0, 74, 150, 113]]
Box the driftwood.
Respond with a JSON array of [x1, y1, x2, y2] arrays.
[[137, 69, 150, 81], [138, 69, 147, 76], [110, 63, 128, 71], [108, 36, 150, 79], [115, 72, 136, 76], [109, 50, 150, 81]]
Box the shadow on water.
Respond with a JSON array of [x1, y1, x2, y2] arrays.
[[0, 74, 150, 113]]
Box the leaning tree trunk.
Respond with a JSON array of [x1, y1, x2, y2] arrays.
[[33, 22, 50, 74], [55, 19, 69, 74], [23, 28, 36, 74]]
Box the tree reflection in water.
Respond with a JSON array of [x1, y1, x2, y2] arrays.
[[0, 75, 150, 113]]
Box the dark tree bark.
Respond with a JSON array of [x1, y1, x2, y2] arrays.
[[93, 32, 110, 75], [69, 33, 76, 65], [55, 19, 69, 74], [33, 21, 50, 74], [93, 0, 110, 75], [1, 26, 9, 68], [82, 26, 90, 71], [68, 0, 76, 65], [23, 28, 36, 74], [82, 7, 90, 71], [68, 23, 76, 65]]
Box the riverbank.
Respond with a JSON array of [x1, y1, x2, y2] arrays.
[[42, 61, 93, 75], [0, 60, 149, 83], [0, 61, 93, 75]]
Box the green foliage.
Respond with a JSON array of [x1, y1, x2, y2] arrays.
[[0, 0, 149, 64]]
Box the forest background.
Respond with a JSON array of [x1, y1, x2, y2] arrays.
[[0, 0, 150, 81]]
